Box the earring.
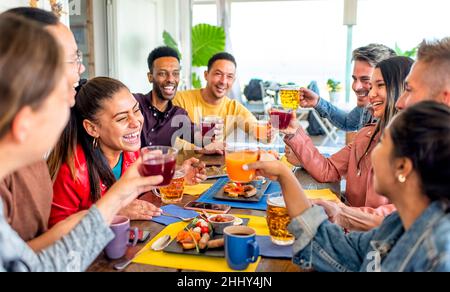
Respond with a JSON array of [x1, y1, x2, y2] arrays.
[[92, 138, 98, 149], [398, 175, 406, 183]]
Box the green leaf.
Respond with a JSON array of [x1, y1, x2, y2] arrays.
[[395, 43, 403, 56], [327, 79, 342, 92], [192, 72, 203, 89], [394, 43, 417, 59], [163, 31, 182, 59], [192, 24, 226, 67]]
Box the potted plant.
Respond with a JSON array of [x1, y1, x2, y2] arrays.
[[163, 24, 226, 89], [327, 79, 342, 104]]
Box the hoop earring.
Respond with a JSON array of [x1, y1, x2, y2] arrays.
[[398, 175, 406, 183], [92, 138, 98, 149]]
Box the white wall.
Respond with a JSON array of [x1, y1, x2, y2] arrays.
[[93, 0, 108, 77], [0, 0, 29, 12], [106, 0, 165, 94], [0, 0, 70, 25]]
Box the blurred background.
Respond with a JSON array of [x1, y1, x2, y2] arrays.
[[1, 0, 449, 108]]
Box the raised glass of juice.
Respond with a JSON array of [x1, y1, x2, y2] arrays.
[[269, 107, 293, 130], [225, 146, 259, 183], [140, 146, 178, 187], [253, 119, 271, 142]]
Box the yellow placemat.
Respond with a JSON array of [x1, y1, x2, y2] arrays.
[[305, 189, 341, 203], [133, 215, 269, 272], [280, 155, 295, 170], [184, 184, 213, 196]]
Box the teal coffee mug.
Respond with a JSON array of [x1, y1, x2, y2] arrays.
[[224, 226, 260, 270]]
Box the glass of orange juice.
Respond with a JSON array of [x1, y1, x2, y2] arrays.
[[253, 117, 271, 142], [226, 146, 259, 183]]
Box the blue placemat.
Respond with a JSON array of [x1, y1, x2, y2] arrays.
[[256, 236, 293, 259], [196, 178, 282, 211], [151, 205, 199, 226]]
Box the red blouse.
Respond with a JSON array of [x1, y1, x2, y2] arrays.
[[49, 144, 139, 227]]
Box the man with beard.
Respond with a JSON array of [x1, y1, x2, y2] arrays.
[[134, 47, 196, 148], [300, 44, 396, 131]]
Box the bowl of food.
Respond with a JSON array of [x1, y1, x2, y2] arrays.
[[208, 214, 236, 235]]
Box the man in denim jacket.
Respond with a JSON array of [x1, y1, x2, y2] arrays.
[[300, 44, 396, 131]]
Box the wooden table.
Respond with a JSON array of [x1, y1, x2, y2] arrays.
[[87, 151, 340, 272]]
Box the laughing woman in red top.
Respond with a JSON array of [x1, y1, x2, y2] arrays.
[[49, 77, 206, 227]]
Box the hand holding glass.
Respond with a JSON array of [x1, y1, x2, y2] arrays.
[[226, 146, 259, 183], [140, 146, 178, 187]]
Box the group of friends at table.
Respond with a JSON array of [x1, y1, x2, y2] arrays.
[[0, 7, 449, 272]]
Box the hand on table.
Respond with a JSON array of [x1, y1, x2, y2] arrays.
[[119, 199, 163, 221]]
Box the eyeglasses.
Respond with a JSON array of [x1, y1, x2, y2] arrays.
[[66, 50, 83, 73]]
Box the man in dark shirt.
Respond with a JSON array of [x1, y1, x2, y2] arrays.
[[134, 46, 195, 148]]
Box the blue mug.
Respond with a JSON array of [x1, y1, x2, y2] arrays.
[[224, 226, 260, 270]]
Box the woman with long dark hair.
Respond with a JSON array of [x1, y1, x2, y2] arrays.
[[283, 56, 414, 231], [49, 77, 207, 227], [247, 101, 450, 271]]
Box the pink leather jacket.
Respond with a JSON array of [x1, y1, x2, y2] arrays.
[[285, 125, 396, 230]]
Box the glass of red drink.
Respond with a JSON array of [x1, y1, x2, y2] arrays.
[[201, 116, 224, 145], [140, 146, 178, 187], [269, 107, 293, 130]]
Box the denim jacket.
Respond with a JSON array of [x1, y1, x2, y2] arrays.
[[315, 98, 373, 131], [288, 201, 450, 272]]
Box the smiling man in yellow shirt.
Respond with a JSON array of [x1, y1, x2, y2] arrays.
[[174, 53, 265, 142]]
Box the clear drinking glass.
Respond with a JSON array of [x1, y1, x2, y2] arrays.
[[140, 146, 178, 187], [225, 145, 259, 183], [266, 192, 295, 246]]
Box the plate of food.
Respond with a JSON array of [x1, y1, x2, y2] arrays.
[[206, 165, 227, 179], [213, 179, 271, 203], [163, 215, 248, 258]]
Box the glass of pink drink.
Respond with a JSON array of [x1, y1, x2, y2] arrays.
[[269, 107, 293, 130], [201, 116, 224, 145], [140, 146, 178, 187]]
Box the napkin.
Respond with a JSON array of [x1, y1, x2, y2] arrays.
[[256, 236, 293, 259], [152, 205, 198, 226], [183, 184, 213, 196]]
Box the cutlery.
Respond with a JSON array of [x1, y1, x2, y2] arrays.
[[161, 212, 196, 222]]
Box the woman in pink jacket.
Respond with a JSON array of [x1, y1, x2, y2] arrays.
[[283, 56, 414, 231]]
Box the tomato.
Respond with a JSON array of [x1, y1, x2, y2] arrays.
[[201, 226, 210, 234]]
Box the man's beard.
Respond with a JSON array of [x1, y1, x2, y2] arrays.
[[154, 83, 175, 102]]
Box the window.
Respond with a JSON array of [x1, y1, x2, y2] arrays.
[[195, 0, 347, 101], [193, 3, 217, 26], [193, 0, 450, 105], [354, 0, 450, 50]]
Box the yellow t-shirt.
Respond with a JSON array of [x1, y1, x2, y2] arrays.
[[174, 89, 257, 138]]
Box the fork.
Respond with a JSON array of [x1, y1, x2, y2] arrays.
[[161, 212, 195, 222]]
